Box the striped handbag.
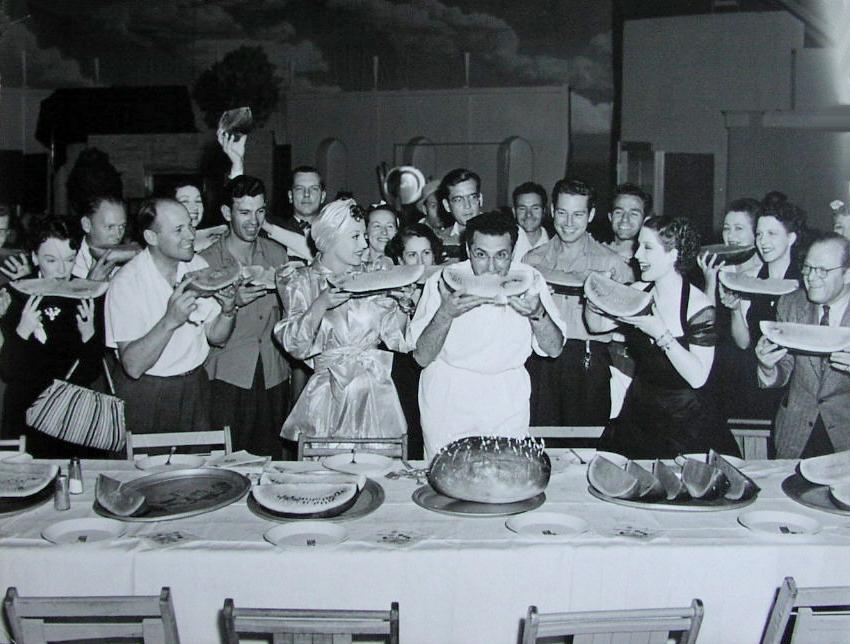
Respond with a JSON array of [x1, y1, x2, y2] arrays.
[[26, 359, 126, 452]]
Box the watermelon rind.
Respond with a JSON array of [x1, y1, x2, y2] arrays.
[[328, 265, 424, 293], [89, 242, 142, 263], [625, 461, 665, 500], [587, 455, 641, 500], [760, 321, 850, 355], [10, 278, 109, 300], [95, 474, 146, 517], [441, 267, 534, 299], [699, 244, 756, 265], [535, 268, 587, 288], [718, 272, 798, 296], [427, 435, 550, 504], [251, 482, 360, 518], [828, 482, 850, 511], [584, 272, 651, 317], [186, 264, 241, 292], [708, 450, 759, 501], [799, 449, 850, 486], [0, 462, 59, 498], [681, 458, 729, 500], [652, 459, 688, 501]]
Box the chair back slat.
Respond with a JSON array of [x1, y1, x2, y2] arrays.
[[530, 426, 605, 439], [126, 427, 232, 459], [727, 418, 771, 459], [0, 435, 26, 453], [761, 577, 850, 644], [297, 434, 406, 460], [789, 608, 850, 644]]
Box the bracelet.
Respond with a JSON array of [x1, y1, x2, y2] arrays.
[[529, 308, 547, 323]]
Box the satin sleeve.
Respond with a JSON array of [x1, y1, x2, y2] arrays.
[[686, 305, 717, 347], [376, 295, 413, 353], [274, 267, 326, 360]]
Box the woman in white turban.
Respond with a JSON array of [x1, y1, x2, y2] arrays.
[[274, 199, 412, 446]]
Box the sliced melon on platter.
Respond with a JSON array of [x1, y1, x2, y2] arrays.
[[699, 244, 756, 265], [587, 455, 641, 500], [652, 459, 688, 501], [583, 272, 651, 317], [10, 278, 109, 299], [259, 471, 367, 489], [251, 482, 360, 518], [718, 271, 798, 296], [828, 482, 850, 511], [441, 267, 534, 301], [680, 458, 729, 500], [799, 449, 850, 486], [625, 461, 665, 500], [709, 450, 759, 501], [186, 263, 241, 292], [760, 321, 850, 354], [95, 474, 146, 517], [328, 265, 424, 293], [0, 462, 59, 498]]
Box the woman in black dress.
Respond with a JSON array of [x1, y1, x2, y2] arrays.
[[589, 216, 739, 458]]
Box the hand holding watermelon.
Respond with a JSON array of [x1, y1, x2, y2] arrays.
[[828, 351, 850, 373], [618, 304, 669, 343], [164, 277, 199, 329], [436, 279, 491, 319], [314, 285, 352, 312], [506, 290, 542, 318], [718, 284, 742, 310], [754, 335, 788, 370]]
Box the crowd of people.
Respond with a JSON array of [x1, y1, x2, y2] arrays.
[[1, 134, 849, 463]]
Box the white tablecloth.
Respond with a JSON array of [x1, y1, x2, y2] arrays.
[[1, 456, 849, 644]]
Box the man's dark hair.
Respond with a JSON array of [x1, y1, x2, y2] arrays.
[[291, 165, 325, 190], [79, 195, 125, 220], [136, 198, 179, 239], [552, 178, 596, 212], [27, 214, 81, 253], [465, 210, 518, 249], [512, 182, 547, 208], [439, 168, 481, 202], [612, 183, 652, 215], [809, 231, 850, 269], [223, 175, 266, 208]]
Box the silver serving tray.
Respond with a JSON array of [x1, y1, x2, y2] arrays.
[[587, 485, 757, 512], [782, 473, 850, 516], [412, 485, 545, 517], [247, 478, 385, 522], [93, 468, 250, 522], [0, 476, 55, 517]]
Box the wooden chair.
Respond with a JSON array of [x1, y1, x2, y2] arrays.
[[221, 599, 399, 644], [521, 600, 704, 644], [530, 426, 606, 441], [4, 586, 180, 644], [728, 418, 772, 459], [126, 427, 232, 460], [0, 435, 26, 453], [760, 576, 850, 644], [297, 434, 407, 461]]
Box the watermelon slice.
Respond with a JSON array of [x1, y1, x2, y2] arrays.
[[535, 268, 587, 295], [760, 321, 850, 354], [218, 107, 253, 140], [799, 449, 850, 486], [11, 278, 109, 300], [828, 482, 850, 511], [625, 461, 665, 500], [587, 455, 641, 500], [186, 263, 241, 292], [95, 474, 146, 517], [699, 244, 757, 265], [680, 458, 729, 500], [709, 450, 759, 501], [241, 265, 277, 290], [0, 462, 59, 498], [441, 267, 534, 300], [259, 471, 366, 489], [653, 460, 688, 501], [88, 242, 142, 264], [718, 272, 798, 296], [251, 482, 360, 518], [584, 272, 651, 317], [193, 225, 228, 253], [328, 265, 424, 293]]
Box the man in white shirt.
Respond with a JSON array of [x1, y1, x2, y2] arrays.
[[410, 211, 566, 457], [72, 196, 131, 281], [511, 181, 550, 260], [105, 198, 237, 434], [756, 233, 850, 457]]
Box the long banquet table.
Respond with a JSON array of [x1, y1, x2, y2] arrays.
[[1, 454, 850, 644]]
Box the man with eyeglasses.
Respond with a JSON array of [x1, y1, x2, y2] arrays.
[[439, 168, 483, 259], [522, 178, 634, 427], [511, 182, 551, 260], [410, 211, 566, 457], [756, 233, 850, 458]]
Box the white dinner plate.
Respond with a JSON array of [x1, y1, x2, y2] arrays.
[[737, 510, 821, 538], [506, 512, 589, 538], [0, 452, 33, 464], [322, 452, 394, 476], [42, 518, 126, 544], [135, 454, 206, 473], [264, 521, 347, 548]]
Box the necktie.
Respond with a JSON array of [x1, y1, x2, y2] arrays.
[[820, 305, 831, 327]]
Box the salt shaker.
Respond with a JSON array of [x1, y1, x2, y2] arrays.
[[54, 474, 70, 511], [68, 457, 83, 494]]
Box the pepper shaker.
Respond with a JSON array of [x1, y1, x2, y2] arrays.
[[68, 457, 83, 495], [54, 474, 70, 511]]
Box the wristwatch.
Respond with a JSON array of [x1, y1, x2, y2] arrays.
[[529, 308, 547, 322]]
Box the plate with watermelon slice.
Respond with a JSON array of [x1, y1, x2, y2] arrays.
[[586, 451, 758, 511]]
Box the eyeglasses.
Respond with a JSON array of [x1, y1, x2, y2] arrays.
[[802, 263, 845, 279], [449, 192, 481, 207]]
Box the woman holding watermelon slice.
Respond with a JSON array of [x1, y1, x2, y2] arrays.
[[274, 199, 412, 448], [587, 216, 740, 458]]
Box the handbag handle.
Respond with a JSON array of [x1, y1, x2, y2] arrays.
[[63, 358, 117, 396]]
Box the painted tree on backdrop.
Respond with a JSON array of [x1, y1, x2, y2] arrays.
[[192, 46, 281, 130]]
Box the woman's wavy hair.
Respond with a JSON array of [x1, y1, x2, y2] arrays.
[[385, 223, 444, 265], [26, 214, 81, 253], [642, 216, 700, 274]]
